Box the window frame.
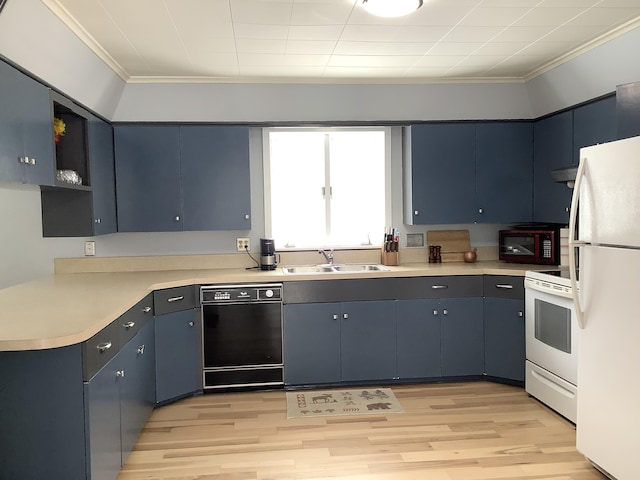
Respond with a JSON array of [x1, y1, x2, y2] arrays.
[[262, 126, 393, 250]]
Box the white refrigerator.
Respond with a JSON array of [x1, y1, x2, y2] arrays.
[[569, 135, 640, 480]]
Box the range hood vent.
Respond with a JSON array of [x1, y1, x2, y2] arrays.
[[551, 166, 578, 188]]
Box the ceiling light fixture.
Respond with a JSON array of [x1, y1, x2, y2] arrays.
[[359, 0, 423, 18]]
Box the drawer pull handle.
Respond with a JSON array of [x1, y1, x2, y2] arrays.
[[137, 345, 145, 355], [142, 306, 152, 313], [96, 341, 112, 352], [116, 370, 125, 378], [496, 284, 514, 289], [123, 321, 136, 329], [431, 285, 448, 289], [167, 296, 184, 303], [188, 321, 195, 327]]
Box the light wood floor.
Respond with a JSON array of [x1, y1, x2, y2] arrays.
[[117, 381, 605, 480]]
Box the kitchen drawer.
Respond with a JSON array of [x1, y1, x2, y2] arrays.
[[154, 285, 196, 315], [483, 275, 524, 300], [82, 320, 119, 381], [117, 293, 154, 346], [394, 275, 483, 299]]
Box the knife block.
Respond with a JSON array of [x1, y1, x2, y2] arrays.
[[380, 245, 399, 266]]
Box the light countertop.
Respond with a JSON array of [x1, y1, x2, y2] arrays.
[[0, 261, 539, 352]]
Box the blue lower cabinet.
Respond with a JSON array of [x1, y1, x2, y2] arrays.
[[484, 298, 525, 382], [340, 301, 397, 382], [396, 299, 441, 379], [0, 345, 86, 479], [155, 309, 199, 403], [85, 321, 156, 480], [283, 300, 396, 386], [119, 321, 156, 462], [84, 355, 124, 480], [283, 302, 341, 386], [440, 297, 484, 376]]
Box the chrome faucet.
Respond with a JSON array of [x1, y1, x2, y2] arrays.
[[318, 248, 334, 264]]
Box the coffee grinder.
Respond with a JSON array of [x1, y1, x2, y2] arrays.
[[260, 238, 279, 271]]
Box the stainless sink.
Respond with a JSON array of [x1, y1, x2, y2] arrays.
[[282, 264, 390, 274]]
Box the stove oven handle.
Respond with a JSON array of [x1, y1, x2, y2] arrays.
[[568, 157, 586, 330]]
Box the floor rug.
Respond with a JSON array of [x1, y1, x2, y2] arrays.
[[286, 387, 404, 418]]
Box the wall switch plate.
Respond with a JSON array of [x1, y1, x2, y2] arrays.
[[236, 237, 250, 252], [84, 241, 96, 256]]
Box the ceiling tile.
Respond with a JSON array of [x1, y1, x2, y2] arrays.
[[291, 2, 354, 24], [230, 0, 293, 25], [428, 42, 487, 55], [333, 41, 434, 55], [285, 40, 338, 54], [322, 66, 412, 78], [492, 25, 557, 42], [442, 25, 506, 42], [288, 25, 344, 40], [568, 7, 640, 26], [340, 25, 451, 42], [327, 55, 423, 67], [512, 6, 588, 27], [233, 23, 290, 39], [283, 54, 331, 66], [236, 38, 287, 54], [457, 7, 534, 27]]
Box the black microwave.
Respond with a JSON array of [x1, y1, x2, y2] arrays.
[[499, 227, 560, 265]]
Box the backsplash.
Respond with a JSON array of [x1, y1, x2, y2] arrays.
[[54, 246, 498, 274]]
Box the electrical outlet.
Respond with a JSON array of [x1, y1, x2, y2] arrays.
[[236, 237, 250, 252], [84, 241, 96, 256]]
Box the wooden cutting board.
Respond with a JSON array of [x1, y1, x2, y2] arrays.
[[426, 229, 471, 262]]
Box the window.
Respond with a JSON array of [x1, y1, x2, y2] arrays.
[[264, 127, 389, 249]]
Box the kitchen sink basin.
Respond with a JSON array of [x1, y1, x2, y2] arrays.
[[282, 264, 390, 274]]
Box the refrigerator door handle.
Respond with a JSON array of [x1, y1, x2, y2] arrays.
[[569, 158, 587, 329]]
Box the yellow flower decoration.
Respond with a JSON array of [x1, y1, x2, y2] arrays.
[[54, 117, 66, 137]]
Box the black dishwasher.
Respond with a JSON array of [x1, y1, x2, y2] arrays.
[[200, 284, 283, 390]]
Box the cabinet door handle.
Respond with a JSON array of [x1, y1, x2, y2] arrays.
[[188, 321, 194, 327], [433, 310, 438, 316], [167, 296, 184, 303], [495, 284, 513, 289], [478, 208, 483, 214], [116, 370, 125, 378], [94, 218, 101, 224], [442, 309, 448, 315], [175, 216, 181, 221], [244, 214, 250, 220], [332, 314, 338, 320], [518, 311, 524, 317], [414, 210, 419, 216], [137, 345, 145, 355], [96, 341, 112, 352], [142, 306, 152, 313], [343, 313, 349, 319], [123, 321, 135, 329], [431, 285, 448, 289]]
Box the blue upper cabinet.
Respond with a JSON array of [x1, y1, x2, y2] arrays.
[[533, 111, 574, 224], [405, 122, 533, 225], [88, 115, 117, 235], [475, 122, 533, 224], [114, 124, 251, 232], [180, 126, 251, 231], [0, 60, 54, 186], [404, 123, 476, 225], [114, 125, 183, 232], [573, 95, 617, 164], [617, 82, 640, 139]]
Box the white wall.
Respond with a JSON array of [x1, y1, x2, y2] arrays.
[[0, 183, 85, 289], [112, 82, 534, 123], [526, 26, 640, 117], [0, 0, 125, 119]]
